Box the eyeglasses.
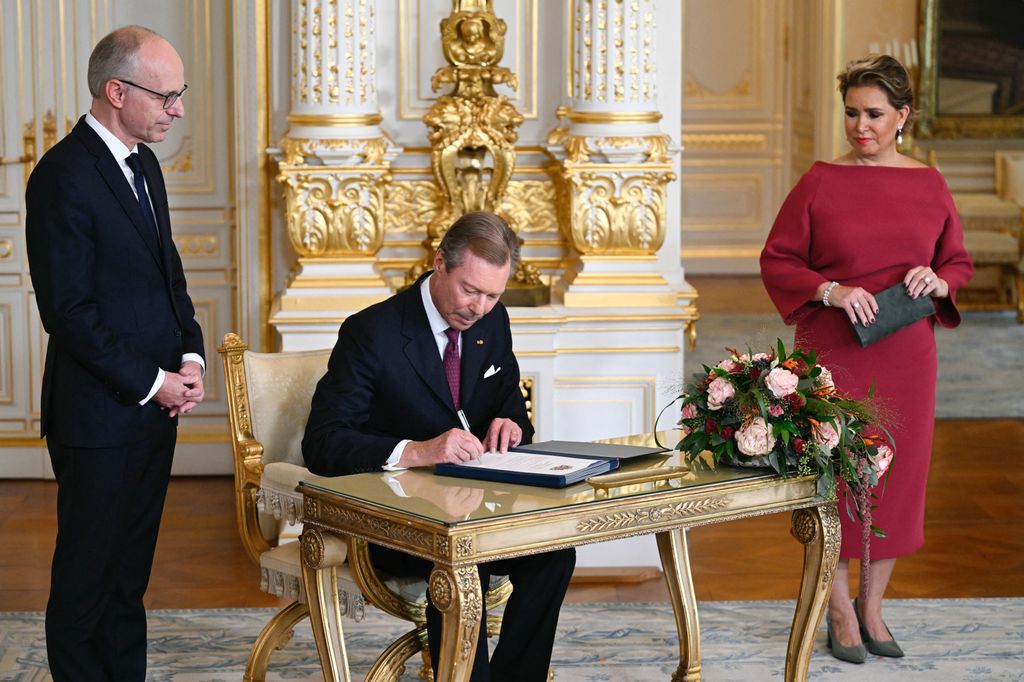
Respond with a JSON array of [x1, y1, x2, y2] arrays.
[[118, 79, 188, 110]]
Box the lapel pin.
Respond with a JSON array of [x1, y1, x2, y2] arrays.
[[476, 339, 484, 345]]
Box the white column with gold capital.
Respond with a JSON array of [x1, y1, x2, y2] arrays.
[[548, 0, 680, 308], [272, 0, 401, 349]]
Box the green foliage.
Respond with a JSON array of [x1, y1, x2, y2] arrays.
[[667, 338, 895, 528]]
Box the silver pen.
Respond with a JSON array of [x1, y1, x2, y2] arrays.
[[457, 409, 471, 431]]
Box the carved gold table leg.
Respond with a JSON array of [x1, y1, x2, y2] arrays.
[[301, 529, 353, 682], [786, 504, 840, 682], [657, 528, 701, 682], [430, 564, 482, 682]]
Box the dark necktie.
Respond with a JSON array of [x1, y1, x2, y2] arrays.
[[443, 327, 461, 409], [125, 152, 159, 238]]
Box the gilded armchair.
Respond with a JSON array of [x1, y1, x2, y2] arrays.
[[219, 333, 512, 681]]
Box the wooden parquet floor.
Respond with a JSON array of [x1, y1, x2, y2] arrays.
[[2, 277, 1021, 611]]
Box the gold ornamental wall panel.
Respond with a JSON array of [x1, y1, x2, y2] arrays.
[[398, 0, 539, 120], [379, 175, 559, 246]]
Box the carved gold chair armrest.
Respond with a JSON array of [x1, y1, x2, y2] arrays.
[[221, 332, 272, 563]]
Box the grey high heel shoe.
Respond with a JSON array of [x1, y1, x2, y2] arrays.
[[854, 597, 905, 658], [826, 614, 867, 664]]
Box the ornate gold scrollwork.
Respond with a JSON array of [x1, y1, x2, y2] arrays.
[[563, 168, 675, 255], [301, 528, 326, 569], [278, 170, 391, 258], [454, 566, 484, 660], [424, 94, 523, 227], [429, 570, 456, 611], [792, 505, 841, 589], [409, 1, 544, 304]]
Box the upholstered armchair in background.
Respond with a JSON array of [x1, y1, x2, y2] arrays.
[[939, 150, 1024, 322]]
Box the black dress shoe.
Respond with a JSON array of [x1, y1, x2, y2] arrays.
[[854, 597, 904, 658]]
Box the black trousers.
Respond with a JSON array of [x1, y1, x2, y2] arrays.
[[370, 544, 576, 682], [45, 430, 175, 682]]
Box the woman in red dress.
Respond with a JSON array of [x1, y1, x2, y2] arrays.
[[760, 55, 973, 664]]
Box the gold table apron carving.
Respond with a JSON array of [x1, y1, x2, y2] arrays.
[[299, 437, 839, 682]]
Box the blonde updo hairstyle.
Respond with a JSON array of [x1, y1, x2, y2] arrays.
[[837, 54, 917, 129]]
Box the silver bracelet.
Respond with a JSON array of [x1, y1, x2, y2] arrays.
[[822, 281, 839, 307]]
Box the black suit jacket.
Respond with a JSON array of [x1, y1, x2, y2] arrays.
[[303, 274, 533, 475], [26, 117, 204, 448]]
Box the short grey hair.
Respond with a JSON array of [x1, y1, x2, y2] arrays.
[[87, 25, 161, 98], [438, 211, 520, 274]]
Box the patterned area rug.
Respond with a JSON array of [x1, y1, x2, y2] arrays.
[[684, 311, 1023, 419], [1, 599, 1022, 681]]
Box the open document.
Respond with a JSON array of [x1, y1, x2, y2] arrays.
[[433, 440, 666, 488], [434, 451, 616, 488]]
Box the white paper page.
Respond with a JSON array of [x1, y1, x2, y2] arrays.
[[459, 451, 600, 474]]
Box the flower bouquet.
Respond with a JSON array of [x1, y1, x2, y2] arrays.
[[663, 339, 894, 539]]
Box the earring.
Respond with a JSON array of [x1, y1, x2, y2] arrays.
[[896, 126, 903, 145]]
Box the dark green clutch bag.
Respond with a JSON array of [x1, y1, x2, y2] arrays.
[[852, 283, 935, 347]]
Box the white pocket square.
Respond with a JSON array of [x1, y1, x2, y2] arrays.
[[483, 365, 501, 378]]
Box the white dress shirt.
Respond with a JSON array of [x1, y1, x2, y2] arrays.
[[83, 113, 205, 405]]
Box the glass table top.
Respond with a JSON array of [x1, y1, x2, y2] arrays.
[[301, 432, 787, 527]]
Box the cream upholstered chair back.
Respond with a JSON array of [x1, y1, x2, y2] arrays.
[[995, 151, 1024, 205], [220, 332, 331, 557], [242, 348, 330, 467]]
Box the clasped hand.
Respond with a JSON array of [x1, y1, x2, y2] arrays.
[[400, 417, 523, 467], [154, 360, 205, 417], [826, 266, 947, 327]]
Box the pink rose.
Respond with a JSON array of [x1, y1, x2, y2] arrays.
[[717, 357, 743, 373], [812, 421, 840, 452], [735, 416, 776, 456], [679, 424, 693, 438], [768, 403, 785, 418], [706, 377, 736, 411], [872, 444, 894, 476], [680, 402, 698, 419], [764, 367, 799, 398], [815, 366, 835, 392], [739, 352, 772, 363]]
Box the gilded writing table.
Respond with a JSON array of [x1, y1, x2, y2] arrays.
[[299, 434, 840, 681]]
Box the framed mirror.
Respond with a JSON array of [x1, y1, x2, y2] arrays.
[[918, 0, 1024, 138]]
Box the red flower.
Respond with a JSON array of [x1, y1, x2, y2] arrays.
[[793, 437, 806, 454], [721, 425, 735, 440], [784, 392, 806, 410], [704, 419, 717, 434], [748, 367, 762, 379]]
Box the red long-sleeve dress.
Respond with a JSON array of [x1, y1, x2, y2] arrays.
[[760, 161, 974, 559]]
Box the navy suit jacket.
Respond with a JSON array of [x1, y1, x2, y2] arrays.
[[26, 117, 204, 448], [303, 275, 533, 475]]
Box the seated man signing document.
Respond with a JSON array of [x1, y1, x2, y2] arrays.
[[302, 211, 575, 682]]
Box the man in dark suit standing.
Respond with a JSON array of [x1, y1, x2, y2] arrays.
[[303, 211, 575, 682], [25, 26, 205, 682]]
